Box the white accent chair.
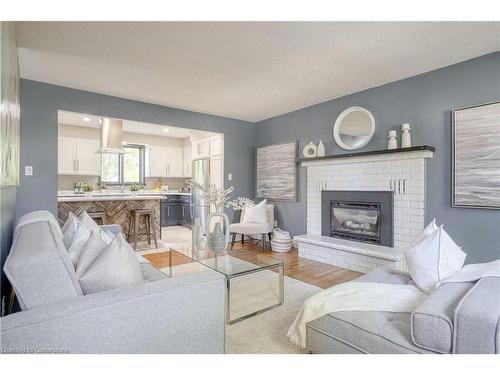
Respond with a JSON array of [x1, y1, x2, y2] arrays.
[[229, 204, 274, 252]]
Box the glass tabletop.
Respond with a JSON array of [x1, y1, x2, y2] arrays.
[[169, 244, 284, 278]]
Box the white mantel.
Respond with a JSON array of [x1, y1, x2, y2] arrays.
[[296, 147, 434, 273]]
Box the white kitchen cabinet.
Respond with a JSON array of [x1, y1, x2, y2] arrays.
[[58, 137, 99, 176], [146, 145, 184, 177], [183, 143, 192, 177], [58, 137, 77, 175], [165, 145, 183, 177], [192, 138, 210, 159], [146, 146, 168, 177], [75, 139, 100, 175], [209, 135, 222, 156]]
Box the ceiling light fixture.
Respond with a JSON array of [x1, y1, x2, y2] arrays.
[[83, 117, 91, 122], [163, 128, 170, 132]]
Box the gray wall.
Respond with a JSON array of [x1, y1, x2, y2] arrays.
[[255, 52, 500, 263], [17, 80, 255, 223], [16, 53, 500, 264]]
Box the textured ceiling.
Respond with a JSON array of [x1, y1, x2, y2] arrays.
[[16, 22, 500, 122]]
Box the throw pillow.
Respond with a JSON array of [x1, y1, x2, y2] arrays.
[[407, 218, 438, 248], [79, 211, 113, 244], [405, 225, 466, 293], [75, 231, 109, 278], [78, 232, 144, 294], [66, 221, 91, 266], [62, 212, 80, 248], [242, 199, 267, 223]]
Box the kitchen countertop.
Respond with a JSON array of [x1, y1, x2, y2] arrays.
[[57, 190, 191, 202], [58, 195, 165, 202]]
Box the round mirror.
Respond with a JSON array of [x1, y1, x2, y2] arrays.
[[333, 106, 375, 150]]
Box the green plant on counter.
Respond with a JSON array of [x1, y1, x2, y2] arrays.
[[81, 182, 94, 192], [129, 183, 144, 192], [97, 183, 107, 190]]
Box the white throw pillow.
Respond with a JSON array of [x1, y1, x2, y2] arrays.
[[79, 211, 113, 244], [66, 221, 91, 266], [62, 212, 80, 248], [78, 233, 144, 294], [408, 218, 438, 248], [242, 199, 267, 223], [405, 225, 466, 293], [75, 231, 109, 278]]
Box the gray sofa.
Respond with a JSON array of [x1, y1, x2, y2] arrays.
[[1, 211, 225, 354], [306, 267, 500, 354]]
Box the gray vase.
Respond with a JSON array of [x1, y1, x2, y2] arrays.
[[205, 212, 230, 253], [209, 222, 226, 252]]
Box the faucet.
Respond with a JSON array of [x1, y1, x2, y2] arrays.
[[120, 182, 125, 193]]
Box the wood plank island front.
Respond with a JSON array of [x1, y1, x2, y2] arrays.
[[57, 195, 162, 241]]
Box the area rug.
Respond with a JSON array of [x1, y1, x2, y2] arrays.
[[225, 270, 320, 354], [158, 254, 321, 353]]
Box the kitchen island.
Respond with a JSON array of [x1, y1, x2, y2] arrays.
[[58, 194, 164, 241]]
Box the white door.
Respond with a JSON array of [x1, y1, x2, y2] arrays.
[[58, 137, 77, 175], [165, 145, 183, 177], [76, 139, 100, 175], [147, 146, 168, 177]]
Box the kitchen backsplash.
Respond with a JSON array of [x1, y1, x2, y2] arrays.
[[58, 175, 188, 191]]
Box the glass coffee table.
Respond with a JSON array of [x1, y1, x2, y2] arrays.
[[165, 245, 284, 325]]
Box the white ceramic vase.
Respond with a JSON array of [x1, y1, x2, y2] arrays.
[[317, 141, 325, 157], [388, 130, 398, 150], [303, 142, 317, 158], [401, 123, 411, 148]]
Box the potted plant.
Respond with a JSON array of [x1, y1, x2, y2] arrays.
[[96, 183, 107, 193], [129, 183, 144, 196], [81, 182, 94, 197]]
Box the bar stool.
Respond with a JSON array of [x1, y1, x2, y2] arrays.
[[88, 211, 107, 225], [127, 209, 158, 250]]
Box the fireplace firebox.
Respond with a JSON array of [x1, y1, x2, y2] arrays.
[[322, 191, 393, 246]]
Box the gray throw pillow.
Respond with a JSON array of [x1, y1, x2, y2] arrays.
[[75, 231, 109, 278], [78, 233, 144, 294], [79, 211, 113, 244]]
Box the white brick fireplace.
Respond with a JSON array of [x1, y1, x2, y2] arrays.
[[295, 147, 434, 273]]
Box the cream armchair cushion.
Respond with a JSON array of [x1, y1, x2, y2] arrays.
[[230, 222, 273, 235], [230, 203, 274, 235]]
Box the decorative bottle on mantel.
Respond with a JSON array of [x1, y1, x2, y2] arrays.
[[317, 141, 325, 157], [388, 130, 398, 150], [401, 123, 412, 148]]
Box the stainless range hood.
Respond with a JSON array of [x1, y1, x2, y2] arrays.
[[96, 117, 124, 154]]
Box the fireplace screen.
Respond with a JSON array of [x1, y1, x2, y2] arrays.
[[331, 202, 381, 243]]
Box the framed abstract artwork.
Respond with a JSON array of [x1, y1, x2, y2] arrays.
[[1, 22, 20, 187], [452, 101, 500, 209], [256, 141, 298, 201]]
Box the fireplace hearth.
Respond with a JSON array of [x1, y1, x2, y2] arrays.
[[322, 191, 393, 246]]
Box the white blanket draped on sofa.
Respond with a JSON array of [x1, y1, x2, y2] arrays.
[[287, 282, 427, 348], [287, 260, 500, 348]]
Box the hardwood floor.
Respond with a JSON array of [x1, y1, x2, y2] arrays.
[[143, 242, 362, 289]]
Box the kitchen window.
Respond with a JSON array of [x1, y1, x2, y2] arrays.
[[100, 144, 145, 185]]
